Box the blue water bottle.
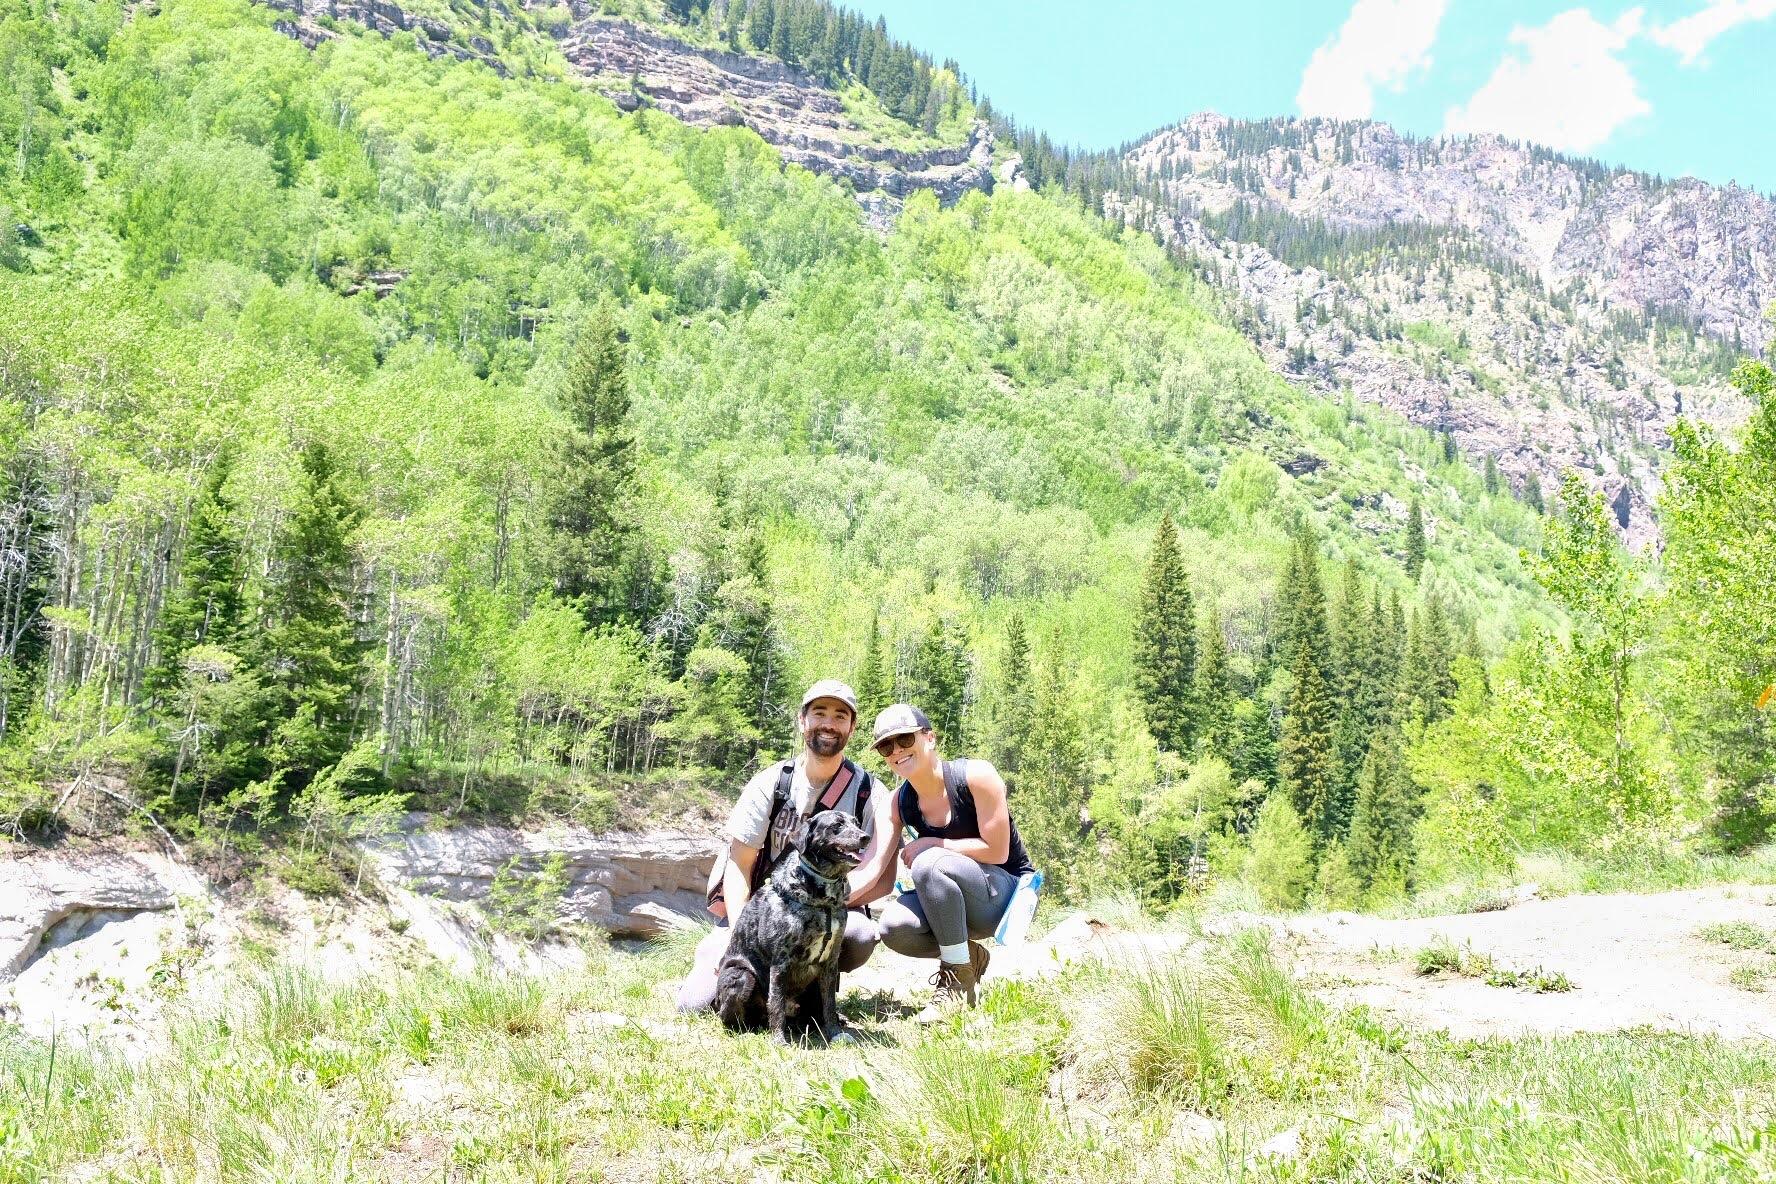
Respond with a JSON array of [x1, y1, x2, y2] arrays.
[[993, 870, 1044, 946]]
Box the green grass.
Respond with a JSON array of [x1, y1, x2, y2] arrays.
[[1697, 921, 1774, 951], [1413, 938, 1575, 993], [3, 930, 1773, 1182]]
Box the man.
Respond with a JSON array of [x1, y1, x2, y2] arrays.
[[676, 679, 899, 1020]]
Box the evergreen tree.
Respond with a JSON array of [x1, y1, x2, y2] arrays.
[[259, 442, 366, 781], [548, 308, 636, 625], [1328, 563, 1373, 834], [1523, 471, 1545, 515], [1227, 697, 1276, 812], [707, 531, 788, 759], [1278, 530, 1336, 842], [986, 611, 1035, 783], [907, 616, 970, 743], [1398, 595, 1456, 725], [1345, 729, 1417, 896], [770, 5, 790, 59], [1132, 513, 1196, 752], [146, 458, 246, 706], [854, 609, 888, 724], [1404, 496, 1426, 581], [1194, 606, 1232, 758], [1020, 634, 1090, 896], [1243, 790, 1313, 910], [748, 0, 774, 51], [1483, 454, 1501, 495]]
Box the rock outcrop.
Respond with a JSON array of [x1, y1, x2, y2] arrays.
[[259, 0, 509, 74], [1113, 113, 1771, 546], [559, 18, 994, 224], [359, 812, 712, 942]]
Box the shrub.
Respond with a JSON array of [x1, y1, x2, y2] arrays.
[[1243, 791, 1313, 910]]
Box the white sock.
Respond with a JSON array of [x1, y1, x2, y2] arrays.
[[938, 941, 970, 965]]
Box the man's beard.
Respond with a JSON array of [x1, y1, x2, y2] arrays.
[[807, 728, 846, 757]]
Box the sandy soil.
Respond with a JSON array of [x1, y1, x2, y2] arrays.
[[845, 885, 1776, 1040]]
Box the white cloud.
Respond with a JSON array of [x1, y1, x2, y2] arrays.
[[1297, 0, 1449, 119], [1443, 8, 1651, 153], [1648, 0, 1776, 65]]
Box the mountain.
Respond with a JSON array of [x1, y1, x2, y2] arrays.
[[1102, 114, 1775, 546]]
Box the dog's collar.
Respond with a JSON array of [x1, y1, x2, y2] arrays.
[[796, 853, 852, 886]]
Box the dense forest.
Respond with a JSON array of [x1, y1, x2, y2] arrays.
[[0, 0, 1770, 906]]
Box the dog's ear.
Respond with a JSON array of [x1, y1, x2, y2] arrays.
[[789, 813, 813, 852]]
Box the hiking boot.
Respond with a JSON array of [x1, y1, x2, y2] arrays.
[[968, 939, 991, 985], [914, 959, 980, 1023]]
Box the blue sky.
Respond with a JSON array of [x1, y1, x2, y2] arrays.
[[851, 1, 1776, 193]]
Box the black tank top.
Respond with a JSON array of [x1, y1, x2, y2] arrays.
[[897, 759, 1035, 878]]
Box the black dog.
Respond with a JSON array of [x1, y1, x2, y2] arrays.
[[713, 809, 869, 1043]]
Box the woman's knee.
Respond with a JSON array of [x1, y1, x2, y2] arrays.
[[909, 847, 972, 890], [877, 899, 927, 955]]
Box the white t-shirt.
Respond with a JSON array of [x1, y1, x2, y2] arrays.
[[724, 755, 878, 852]]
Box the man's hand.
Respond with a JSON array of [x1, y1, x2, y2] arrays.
[[900, 836, 943, 867]]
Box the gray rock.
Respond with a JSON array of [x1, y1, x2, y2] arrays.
[[358, 812, 713, 939]]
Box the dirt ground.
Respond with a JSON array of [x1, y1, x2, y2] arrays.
[[846, 886, 1776, 1040]]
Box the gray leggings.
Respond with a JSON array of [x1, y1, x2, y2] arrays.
[[879, 848, 1017, 959]]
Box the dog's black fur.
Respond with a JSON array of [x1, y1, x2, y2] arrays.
[[714, 809, 868, 1043]]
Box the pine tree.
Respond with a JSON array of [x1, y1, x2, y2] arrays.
[[260, 442, 366, 780], [1345, 729, 1417, 896], [708, 531, 788, 759], [1404, 497, 1426, 581], [987, 612, 1035, 783], [770, 3, 790, 60], [907, 617, 970, 744], [1020, 634, 1090, 896], [1194, 606, 1232, 758], [1523, 471, 1545, 515], [1133, 513, 1196, 753], [1228, 697, 1277, 805], [1398, 595, 1456, 725], [1279, 531, 1336, 843], [147, 458, 246, 706], [854, 610, 888, 724], [1328, 563, 1373, 835], [548, 308, 636, 625], [1483, 454, 1501, 495], [748, 0, 774, 51]]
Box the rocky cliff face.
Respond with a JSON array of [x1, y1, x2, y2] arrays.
[[561, 17, 994, 226], [254, 0, 994, 227], [1114, 114, 1772, 546]]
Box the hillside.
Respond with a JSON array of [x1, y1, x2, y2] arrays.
[[0, 0, 1559, 853], [1106, 114, 1775, 546]]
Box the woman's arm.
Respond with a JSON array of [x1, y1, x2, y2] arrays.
[[905, 759, 1011, 866], [846, 776, 901, 906]]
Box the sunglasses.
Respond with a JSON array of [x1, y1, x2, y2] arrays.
[[874, 732, 919, 758]]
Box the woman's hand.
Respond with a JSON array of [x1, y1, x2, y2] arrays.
[[900, 836, 943, 867]]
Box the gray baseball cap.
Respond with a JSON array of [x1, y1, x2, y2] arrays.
[[871, 703, 932, 746], [800, 679, 858, 718]]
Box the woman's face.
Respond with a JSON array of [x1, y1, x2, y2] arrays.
[[877, 728, 936, 780]]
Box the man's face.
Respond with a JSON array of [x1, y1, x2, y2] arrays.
[[801, 698, 855, 758]]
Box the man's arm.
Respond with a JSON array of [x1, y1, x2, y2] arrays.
[[724, 840, 761, 918], [846, 775, 900, 906]]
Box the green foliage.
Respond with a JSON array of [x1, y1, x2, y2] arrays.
[[547, 307, 638, 624], [1017, 634, 1091, 896], [1131, 512, 1196, 754], [1404, 496, 1425, 580], [1243, 790, 1314, 910], [1661, 359, 1776, 846], [905, 616, 969, 745], [485, 852, 570, 942], [1344, 729, 1417, 898], [260, 442, 368, 779]]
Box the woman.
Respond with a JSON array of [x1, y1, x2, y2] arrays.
[[872, 703, 1036, 1022]]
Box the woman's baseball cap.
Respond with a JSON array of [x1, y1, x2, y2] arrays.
[[871, 703, 932, 746]]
